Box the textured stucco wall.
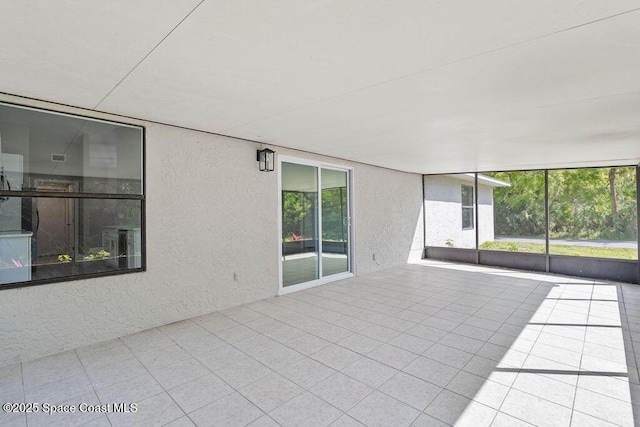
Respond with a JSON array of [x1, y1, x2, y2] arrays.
[[0, 97, 423, 367], [353, 165, 424, 269], [424, 175, 495, 248]]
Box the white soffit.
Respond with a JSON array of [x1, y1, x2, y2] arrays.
[[1, 1, 639, 174], [0, 0, 201, 109]]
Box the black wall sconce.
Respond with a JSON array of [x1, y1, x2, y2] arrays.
[[257, 148, 275, 172]]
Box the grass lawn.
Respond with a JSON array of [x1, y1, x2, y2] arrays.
[[479, 241, 638, 260]]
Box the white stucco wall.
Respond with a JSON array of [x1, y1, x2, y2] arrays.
[[424, 175, 495, 248], [0, 96, 423, 366]]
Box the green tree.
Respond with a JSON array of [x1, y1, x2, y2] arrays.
[[488, 167, 637, 241], [487, 171, 545, 237]]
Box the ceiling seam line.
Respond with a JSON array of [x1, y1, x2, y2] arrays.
[[474, 91, 640, 117], [222, 6, 640, 133], [93, 0, 205, 110]]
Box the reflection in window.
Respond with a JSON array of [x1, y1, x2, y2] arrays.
[[0, 102, 144, 286], [321, 168, 349, 278], [0, 102, 142, 195], [461, 185, 474, 230], [281, 162, 319, 287], [0, 197, 141, 285]]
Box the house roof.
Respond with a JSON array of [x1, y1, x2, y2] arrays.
[[1, 2, 639, 174], [444, 173, 511, 188]]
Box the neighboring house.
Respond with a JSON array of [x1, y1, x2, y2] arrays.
[[424, 174, 510, 249]]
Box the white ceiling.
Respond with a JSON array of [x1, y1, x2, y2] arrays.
[[1, 1, 639, 174]]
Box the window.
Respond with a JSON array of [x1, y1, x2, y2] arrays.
[[461, 184, 474, 230], [479, 171, 545, 253], [549, 167, 637, 260], [0, 102, 144, 287]]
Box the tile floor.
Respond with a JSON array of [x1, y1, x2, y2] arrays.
[[2, 260, 640, 426]]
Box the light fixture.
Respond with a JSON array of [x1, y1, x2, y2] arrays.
[[257, 148, 275, 172]]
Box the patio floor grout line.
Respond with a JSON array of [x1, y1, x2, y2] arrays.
[[11, 263, 640, 426]]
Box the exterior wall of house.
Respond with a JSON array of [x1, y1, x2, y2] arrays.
[[424, 175, 495, 248], [0, 95, 423, 366]]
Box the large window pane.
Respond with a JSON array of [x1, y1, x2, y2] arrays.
[[0, 102, 142, 195], [424, 173, 477, 249], [0, 197, 142, 286], [321, 168, 349, 277], [479, 171, 546, 253], [549, 167, 637, 260], [0, 102, 144, 287], [281, 162, 319, 287]]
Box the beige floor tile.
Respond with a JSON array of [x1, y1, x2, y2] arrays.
[[269, 391, 342, 427], [387, 333, 435, 354], [164, 416, 197, 427], [336, 334, 383, 355], [310, 372, 373, 412], [85, 357, 148, 388], [147, 357, 211, 390], [423, 389, 473, 426], [405, 324, 448, 342], [285, 333, 332, 356], [254, 343, 305, 372], [189, 392, 263, 427], [402, 356, 459, 387], [569, 411, 621, 427], [215, 358, 272, 389], [174, 333, 226, 355], [312, 344, 362, 370], [453, 400, 497, 427], [410, 413, 450, 427], [247, 415, 281, 427], [280, 357, 336, 388], [330, 414, 366, 426], [491, 412, 535, 426], [341, 357, 398, 388], [446, 371, 509, 410], [136, 344, 191, 371], [439, 333, 485, 353], [233, 334, 280, 357], [347, 391, 420, 427], [239, 372, 303, 412], [379, 371, 441, 411], [500, 389, 572, 427], [94, 371, 163, 406], [168, 373, 233, 413], [194, 344, 250, 371], [312, 324, 354, 343], [366, 343, 417, 369], [0, 411, 26, 427], [512, 372, 576, 408], [573, 387, 635, 426], [423, 343, 473, 369]]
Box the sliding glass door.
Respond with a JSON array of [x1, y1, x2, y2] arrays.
[[321, 168, 350, 278], [281, 160, 352, 289]]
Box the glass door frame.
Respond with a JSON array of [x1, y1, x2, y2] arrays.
[[278, 156, 355, 295]]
